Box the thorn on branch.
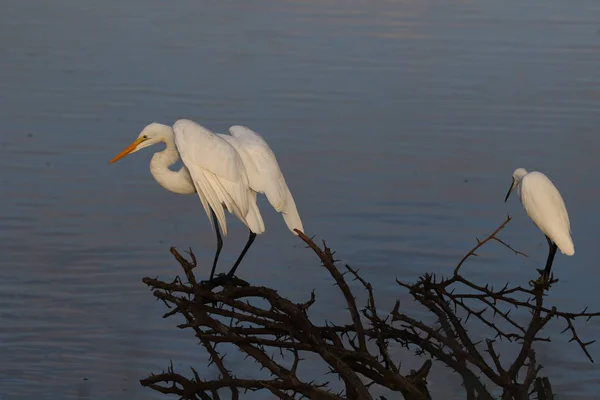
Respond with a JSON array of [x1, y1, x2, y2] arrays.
[[140, 220, 598, 400]]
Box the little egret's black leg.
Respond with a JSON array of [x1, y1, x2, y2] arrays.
[[227, 230, 257, 278], [209, 209, 223, 281], [543, 235, 558, 279]]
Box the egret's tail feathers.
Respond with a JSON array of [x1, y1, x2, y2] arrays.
[[558, 239, 575, 256], [552, 231, 575, 256], [281, 187, 303, 235]]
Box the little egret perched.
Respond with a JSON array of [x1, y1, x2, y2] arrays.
[[504, 168, 574, 281], [110, 119, 303, 281]]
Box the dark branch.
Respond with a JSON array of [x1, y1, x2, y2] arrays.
[[140, 218, 597, 400]]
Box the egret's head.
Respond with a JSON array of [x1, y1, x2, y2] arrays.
[[504, 168, 528, 202], [109, 123, 169, 164]]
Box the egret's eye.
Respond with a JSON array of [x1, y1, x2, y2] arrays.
[[142, 135, 148, 139]]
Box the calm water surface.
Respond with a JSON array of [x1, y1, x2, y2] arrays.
[[2, 0, 600, 398]]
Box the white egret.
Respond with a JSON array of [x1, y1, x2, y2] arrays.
[[504, 168, 574, 281], [109, 119, 303, 281]]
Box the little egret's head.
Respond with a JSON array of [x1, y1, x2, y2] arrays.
[[110, 123, 171, 163], [504, 168, 529, 202]]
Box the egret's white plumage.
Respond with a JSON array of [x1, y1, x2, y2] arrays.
[[218, 125, 303, 235], [506, 168, 574, 255], [505, 168, 574, 280], [109, 119, 303, 280], [173, 119, 257, 236]]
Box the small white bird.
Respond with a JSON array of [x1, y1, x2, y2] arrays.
[[110, 119, 303, 281], [504, 168, 574, 281]]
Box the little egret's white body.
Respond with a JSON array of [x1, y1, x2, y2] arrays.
[[110, 119, 303, 280], [504, 168, 574, 278]]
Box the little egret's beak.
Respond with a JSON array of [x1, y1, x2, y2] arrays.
[[110, 137, 146, 164], [504, 178, 515, 202]]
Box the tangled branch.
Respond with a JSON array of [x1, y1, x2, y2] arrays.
[[140, 216, 598, 399]]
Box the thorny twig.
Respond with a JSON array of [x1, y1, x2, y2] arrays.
[[141, 217, 598, 399]]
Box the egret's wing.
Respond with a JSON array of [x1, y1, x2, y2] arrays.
[[521, 172, 573, 255], [226, 126, 287, 211], [175, 120, 244, 181], [225, 126, 304, 234], [174, 119, 250, 235]]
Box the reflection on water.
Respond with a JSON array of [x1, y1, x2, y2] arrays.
[[1, 0, 600, 398]]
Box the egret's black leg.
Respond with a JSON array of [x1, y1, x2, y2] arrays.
[[227, 230, 257, 278], [543, 235, 558, 279], [209, 209, 223, 281]]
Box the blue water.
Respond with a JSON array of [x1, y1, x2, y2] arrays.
[[1, 0, 600, 398]]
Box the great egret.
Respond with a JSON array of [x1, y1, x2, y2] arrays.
[[504, 168, 574, 282], [110, 119, 303, 281]]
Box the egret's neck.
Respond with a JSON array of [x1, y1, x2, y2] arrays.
[[149, 127, 196, 195]]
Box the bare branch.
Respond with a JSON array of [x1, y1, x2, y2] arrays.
[[139, 219, 598, 400]]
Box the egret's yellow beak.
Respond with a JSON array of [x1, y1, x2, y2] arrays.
[[110, 137, 146, 164], [504, 177, 515, 202]]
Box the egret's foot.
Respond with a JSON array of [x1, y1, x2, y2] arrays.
[[529, 277, 549, 291], [200, 273, 250, 288], [529, 271, 557, 291], [200, 273, 231, 287]]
